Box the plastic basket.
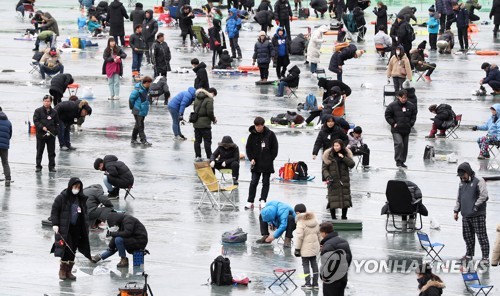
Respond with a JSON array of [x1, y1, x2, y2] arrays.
[[133, 250, 144, 266]]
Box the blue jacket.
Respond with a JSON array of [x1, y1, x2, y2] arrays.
[[272, 27, 289, 57], [226, 8, 242, 39], [87, 20, 101, 32], [129, 82, 150, 117], [427, 15, 439, 34], [477, 104, 500, 137], [167, 87, 196, 116], [0, 111, 12, 150], [260, 201, 296, 239]]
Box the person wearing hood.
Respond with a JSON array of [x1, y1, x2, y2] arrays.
[[426, 104, 456, 138], [130, 24, 147, 74], [83, 184, 114, 229], [94, 155, 135, 199], [210, 136, 241, 184], [253, 31, 274, 82], [274, 0, 293, 36], [193, 88, 218, 161], [149, 75, 170, 105], [129, 77, 153, 146], [387, 45, 412, 91], [310, 0, 328, 18], [226, 8, 243, 59], [290, 33, 308, 56], [437, 29, 454, 54], [328, 44, 364, 81], [208, 17, 226, 68], [312, 115, 348, 160], [151, 33, 171, 77], [272, 27, 291, 79], [410, 41, 436, 81], [217, 50, 233, 69], [396, 14, 413, 58], [106, 0, 129, 47], [34, 95, 59, 173], [276, 65, 300, 97], [55, 99, 92, 150], [245, 116, 279, 210], [191, 58, 210, 90], [384, 89, 417, 168], [0, 107, 12, 186], [416, 263, 446, 296], [480, 63, 500, 95], [491, 0, 500, 38], [293, 204, 321, 289], [317, 78, 352, 101], [320, 86, 346, 121], [373, 1, 388, 33], [129, 2, 145, 31], [50, 177, 91, 280], [348, 126, 370, 168], [102, 37, 127, 100], [254, 9, 274, 32], [142, 9, 158, 64], [91, 212, 148, 268], [39, 12, 59, 36], [256, 200, 296, 247], [319, 222, 352, 295], [322, 139, 355, 219], [257, 0, 273, 12], [179, 5, 195, 46], [471, 104, 500, 159], [427, 6, 440, 50], [49, 73, 73, 106], [451, 1, 470, 51], [398, 6, 417, 22], [39, 47, 64, 82], [454, 162, 490, 265], [167, 87, 197, 140], [307, 25, 328, 74]]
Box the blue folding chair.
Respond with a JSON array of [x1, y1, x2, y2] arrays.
[[462, 271, 494, 295], [417, 231, 445, 263]]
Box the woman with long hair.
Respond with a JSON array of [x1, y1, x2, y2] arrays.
[[322, 139, 355, 220], [102, 37, 127, 100], [416, 263, 445, 295]]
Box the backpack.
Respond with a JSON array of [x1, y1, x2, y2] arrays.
[[303, 93, 317, 111], [293, 161, 308, 180], [210, 256, 233, 286], [279, 162, 296, 180], [221, 228, 248, 243], [406, 24, 416, 41], [334, 42, 350, 52]]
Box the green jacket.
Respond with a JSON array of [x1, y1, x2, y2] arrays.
[[192, 89, 215, 129]]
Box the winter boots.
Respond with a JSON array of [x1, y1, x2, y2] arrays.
[[117, 257, 129, 268], [91, 254, 102, 263], [284, 237, 292, 248], [108, 187, 120, 199], [256, 235, 270, 244], [59, 260, 76, 280]]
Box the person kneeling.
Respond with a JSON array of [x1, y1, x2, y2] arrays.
[[91, 212, 148, 268], [210, 136, 240, 185], [256, 200, 296, 247]]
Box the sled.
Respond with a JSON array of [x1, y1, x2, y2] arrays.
[[275, 176, 316, 182], [255, 80, 276, 85]]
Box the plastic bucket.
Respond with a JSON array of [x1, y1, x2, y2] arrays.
[[79, 38, 86, 49], [70, 37, 80, 49]]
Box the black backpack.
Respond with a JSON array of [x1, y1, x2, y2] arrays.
[[406, 24, 416, 41], [293, 161, 308, 180], [210, 256, 233, 286]]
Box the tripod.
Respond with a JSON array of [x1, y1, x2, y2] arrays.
[[142, 272, 154, 296]]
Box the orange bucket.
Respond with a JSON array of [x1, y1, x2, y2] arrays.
[[154, 6, 164, 13]]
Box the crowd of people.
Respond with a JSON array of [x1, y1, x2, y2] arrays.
[[4, 0, 500, 294]]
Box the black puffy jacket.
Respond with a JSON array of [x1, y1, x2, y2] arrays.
[[179, 6, 194, 33], [318, 78, 352, 100], [274, 0, 293, 20], [290, 33, 307, 55], [257, 0, 273, 11], [210, 136, 240, 164], [254, 10, 274, 26], [433, 104, 455, 129], [320, 231, 352, 268], [246, 126, 279, 173], [253, 39, 274, 64], [55, 100, 80, 125], [281, 65, 300, 87], [33, 105, 59, 137], [193, 62, 210, 90], [311, 0, 328, 12], [50, 177, 91, 259], [107, 212, 148, 253], [106, 0, 129, 36], [49, 73, 73, 95], [84, 184, 114, 227], [328, 44, 357, 71], [103, 155, 134, 189], [313, 120, 349, 156], [151, 40, 171, 73], [129, 7, 145, 30], [142, 9, 158, 42], [385, 99, 417, 134]]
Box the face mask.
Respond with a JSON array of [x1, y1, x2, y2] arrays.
[[72, 188, 80, 195], [396, 50, 401, 55], [417, 277, 427, 287]]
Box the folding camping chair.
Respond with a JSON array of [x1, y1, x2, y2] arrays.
[[413, 69, 425, 82], [417, 231, 445, 263], [124, 186, 135, 200], [194, 161, 237, 210], [383, 84, 395, 107], [487, 141, 500, 169], [66, 83, 80, 96], [446, 114, 462, 139], [384, 180, 423, 233], [468, 35, 479, 51], [285, 86, 298, 98], [315, 69, 331, 79], [268, 268, 297, 290], [354, 154, 363, 169], [375, 44, 389, 60], [462, 271, 494, 295], [23, 3, 35, 18], [192, 26, 209, 52]]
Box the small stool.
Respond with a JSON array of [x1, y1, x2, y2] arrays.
[[268, 268, 297, 290], [124, 186, 135, 200], [133, 249, 149, 266], [67, 83, 80, 96]]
